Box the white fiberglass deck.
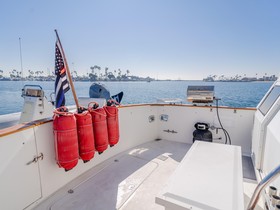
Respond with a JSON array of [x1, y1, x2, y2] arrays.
[[34, 140, 258, 210]]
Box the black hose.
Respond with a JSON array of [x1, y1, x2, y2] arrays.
[[215, 98, 231, 145], [223, 128, 232, 145]]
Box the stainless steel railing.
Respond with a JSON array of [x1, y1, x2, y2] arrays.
[[247, 164, 280, 210]]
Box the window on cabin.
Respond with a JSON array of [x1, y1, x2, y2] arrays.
[[259, 86, 280, 116]]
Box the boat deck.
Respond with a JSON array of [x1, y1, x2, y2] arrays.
[[34, 140, 260, 210]]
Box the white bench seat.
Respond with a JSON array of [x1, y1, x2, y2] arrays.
[[156, 141, 244, 210]]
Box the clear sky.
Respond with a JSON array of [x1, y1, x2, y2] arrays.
[[0, 0, 280, 80]]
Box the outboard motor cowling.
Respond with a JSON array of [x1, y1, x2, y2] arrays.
[[89, 83, 110, 100]]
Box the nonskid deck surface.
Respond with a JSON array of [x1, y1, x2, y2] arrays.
[[35, 140, 257, 210], [35, 140, 191, 210], [242, 155, 256, 180]]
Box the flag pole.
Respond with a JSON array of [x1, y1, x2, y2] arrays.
[[54, 29, 80, 110]]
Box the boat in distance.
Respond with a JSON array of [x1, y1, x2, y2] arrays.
[[1, 78, 280, 210]]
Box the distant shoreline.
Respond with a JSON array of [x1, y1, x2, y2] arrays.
[[0, 79, 276, 83], [203, 74, 278, 82]]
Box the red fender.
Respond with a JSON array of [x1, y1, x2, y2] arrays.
[[53, 107, 79, 171], [89, 103, 108, 154], [104, 105, 119, 147], [75, 110, 95, 162]]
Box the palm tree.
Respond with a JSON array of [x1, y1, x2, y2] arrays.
[[212, 75, 217, 81], [35, 71, 40, 77], [90, 66, 99, 80], [104, 67, 109, 80], [72, 71, 78, 78], [28, 70, 34, 78], [90, 66, 95, 75], [9, 69, 20, 78], [91, 65, 101, 80], [118, 69, 122, 80], [108, 72, 115, 80], [89, 66, 101, 81]]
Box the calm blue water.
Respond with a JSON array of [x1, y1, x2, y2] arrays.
[[0, 80, 273, 115]]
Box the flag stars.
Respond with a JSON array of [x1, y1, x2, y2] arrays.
[[54, 40, 70, 108]]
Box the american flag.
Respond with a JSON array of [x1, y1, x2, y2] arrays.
[[54, 41, 70, 108]]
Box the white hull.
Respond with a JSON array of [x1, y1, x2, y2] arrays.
[[0, 104, 257, 210]]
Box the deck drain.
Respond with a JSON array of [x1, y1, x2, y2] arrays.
[[68, 189, 74, 194], [157, 155, 168, 161]]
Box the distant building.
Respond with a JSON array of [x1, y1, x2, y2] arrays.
[[203, 74, 277, 82], [203, 76, 214, 82]]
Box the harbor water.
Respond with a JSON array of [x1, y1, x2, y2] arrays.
[[0, 80, 274, 115]]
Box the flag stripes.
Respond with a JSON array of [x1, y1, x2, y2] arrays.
[[55, 41, 70, 108]]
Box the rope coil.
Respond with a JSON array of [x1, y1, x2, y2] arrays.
[[53, 106, 73, 116], [103, 106, 118, 117], [88, 102, 107, 117]]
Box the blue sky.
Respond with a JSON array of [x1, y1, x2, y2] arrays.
[[0, 0, 280, 80]]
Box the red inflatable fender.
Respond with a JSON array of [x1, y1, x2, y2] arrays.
[[104, 105, 119, 147], [89, 102, 108, 154], [53, 107, 79, 171], [75, 109, 95, 162]]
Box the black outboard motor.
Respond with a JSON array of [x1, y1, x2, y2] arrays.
[[193, 122, 213, 142], [89, 83, 110, 100]]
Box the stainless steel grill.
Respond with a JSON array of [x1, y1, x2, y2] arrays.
[[187, 85, 214, 103]]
